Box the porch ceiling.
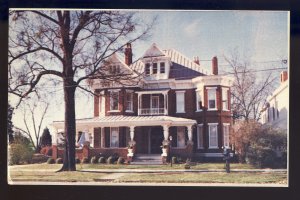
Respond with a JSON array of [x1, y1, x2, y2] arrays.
[[52, 115, 196, 128]]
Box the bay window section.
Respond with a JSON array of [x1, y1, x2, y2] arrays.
[[222, 88, 229, 111], [223, 123, 230, 148], [176, 91, 185, 113], [110, 91, 119, 111], [208, 123, 218, 149], [145, 63, 150, 75], [196, 89, 203, 111], [110, 127, 119, 148], [160, 62, 165, 73], [207, 88, 217, 110], [197, 124, 204, 149], [153, 63, 158, 74]]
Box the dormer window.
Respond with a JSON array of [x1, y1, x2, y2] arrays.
[[153, 63, 158, 74], [145, 63, 151, 75], [160, 62, 165, 73]]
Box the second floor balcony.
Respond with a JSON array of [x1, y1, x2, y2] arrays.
[[136, 89, 169, 116]]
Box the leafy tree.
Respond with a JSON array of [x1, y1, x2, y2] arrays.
[[9, 10, 154, 171], [40, 127, 52, 147]]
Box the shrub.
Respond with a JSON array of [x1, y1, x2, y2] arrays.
[[47, 157, 55, 164], [55, 158, 63, 164], [9, 143, 34, 165], [107, 156, 114, 164], [90, 156, 97, 164], [75, 157, 81, 164], [117, 157, 124, 165], [81, 157, 89, 164], [171, 156, 177, 164], [184, 163, 191, 169], [98, 157, 106, 164]]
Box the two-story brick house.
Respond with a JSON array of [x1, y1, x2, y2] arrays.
[[51, 43, 234, 162]]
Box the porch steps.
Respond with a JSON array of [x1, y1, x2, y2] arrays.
[[131, 154, 162, 165]]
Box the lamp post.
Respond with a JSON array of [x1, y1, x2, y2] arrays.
[[169, 136, 173, 167]]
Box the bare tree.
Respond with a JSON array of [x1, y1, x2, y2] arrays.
[[8, 10, 154, 171], [224, 51, 277, 121], [14, 100, 49, 153]]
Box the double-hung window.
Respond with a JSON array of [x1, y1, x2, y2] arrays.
[[160, 62, 165, 73], [177, 127, 186, 148], [153, 63, 158, 74], [110, 127, 119, 148], [197, 124, 204, 149], [223, 123, 230, 148], [207, 88, 217, 110], [222, 88, 229, 110], [176, 91, 185, 113], [208, 123, 218, 149], [126, 92, 133, 112], [110, 91, 119, 111], [145, 63, 151, 75]]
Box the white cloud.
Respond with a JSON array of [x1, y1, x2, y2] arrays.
[[183, 19, 202, 37]]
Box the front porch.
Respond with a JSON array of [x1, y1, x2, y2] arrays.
[[50, 115, 196, 164]]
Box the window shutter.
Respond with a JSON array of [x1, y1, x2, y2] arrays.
[[119, 127, 126, 147], [105, 127, 110, 148], [93, 128, 101, 148], [170, 127, 177, 147]]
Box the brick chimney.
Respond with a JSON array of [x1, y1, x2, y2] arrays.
[[125, 43, 132, 65], [194, 56, 200, 65], [280, 71, 288, 83], [212, 56, 218, 75]]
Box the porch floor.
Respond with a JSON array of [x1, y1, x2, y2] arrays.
[[131, 154, 163, 165]]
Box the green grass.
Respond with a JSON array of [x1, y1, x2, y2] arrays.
[[117, 172, 287, 184]]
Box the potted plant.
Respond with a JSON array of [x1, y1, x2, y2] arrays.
[[127, 144, 134, 156], [160, 145, 168, 156]]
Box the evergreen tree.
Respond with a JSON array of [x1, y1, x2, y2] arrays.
[[40, 127, 52, 147]]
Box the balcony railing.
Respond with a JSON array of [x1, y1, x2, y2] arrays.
[[139, 108, 166, 115]]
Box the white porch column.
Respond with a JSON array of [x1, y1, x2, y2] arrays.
[[163, 124, 169, 141], [130, 126, 135, 141], [187, 125, 193, 141], [101, 127, 105, 148], [89, 127, 94, 148], [164, 93, 167, 115], [138, 93, 141, 115]]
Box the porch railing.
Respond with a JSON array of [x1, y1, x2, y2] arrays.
[[139, 108, 166, 115]]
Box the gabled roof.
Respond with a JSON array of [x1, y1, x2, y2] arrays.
[[169, 62, 205, 80], [142, 43, 165, 58]]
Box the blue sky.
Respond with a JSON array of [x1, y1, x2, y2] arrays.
[[10, 10, 289, 141]]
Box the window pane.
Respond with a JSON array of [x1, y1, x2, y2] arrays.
[[209, 125, 218, 148], [153, 63, 158, 74], [223, 125, 229, 147], [208, 89, 216, 109], [222, 88, 228, 110], [160, 62, 165, 73], [110, 127, 119, 147], [197, 91, 202, 110], [177, 127, 186, 147], [110, 92, 119, 110], [176, 92, 185, 113], [126, 93, 133, 111], [197, 126, 203, 148]]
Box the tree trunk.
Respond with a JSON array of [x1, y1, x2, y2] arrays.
[[58, 79, 77, 171]]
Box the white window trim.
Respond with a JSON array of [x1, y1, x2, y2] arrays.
[[125, 92, 134, 112], [222, 88, 229, 111], [176, 91, 186, 113], [207, 88, 217, 111], [208, 123, 218, 149], [196, 89, 203, 112], [223, 123, 230, 148], [150, 95, 160, 109], [110, 127, 119, 148], [197, 124, 204, 149]]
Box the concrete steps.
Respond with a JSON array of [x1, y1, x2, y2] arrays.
[[131, 154, 162, 165]]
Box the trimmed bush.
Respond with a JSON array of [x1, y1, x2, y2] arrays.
[[184, 163, 191, 169], [9, 143, 34, 165], [56, 158, 63, 164], [117, 157, 124, 165], [171, 156, 177, 164], [90, 156, 97, 164], [98, 157, 106, 164], [81, 157, 89, 164], [47, 157, 55, 164], [107, 156, 114, 164], [75, 157, 81, 164]]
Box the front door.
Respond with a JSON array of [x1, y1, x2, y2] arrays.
[[150, 127, 163, 154]]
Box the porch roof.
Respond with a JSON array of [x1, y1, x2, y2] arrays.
[[52, 115, 196, 129]]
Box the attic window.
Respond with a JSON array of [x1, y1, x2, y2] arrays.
[[109, 65, 120, 74]]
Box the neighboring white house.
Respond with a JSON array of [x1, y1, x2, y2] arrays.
[[261, 71, 288, 132]]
